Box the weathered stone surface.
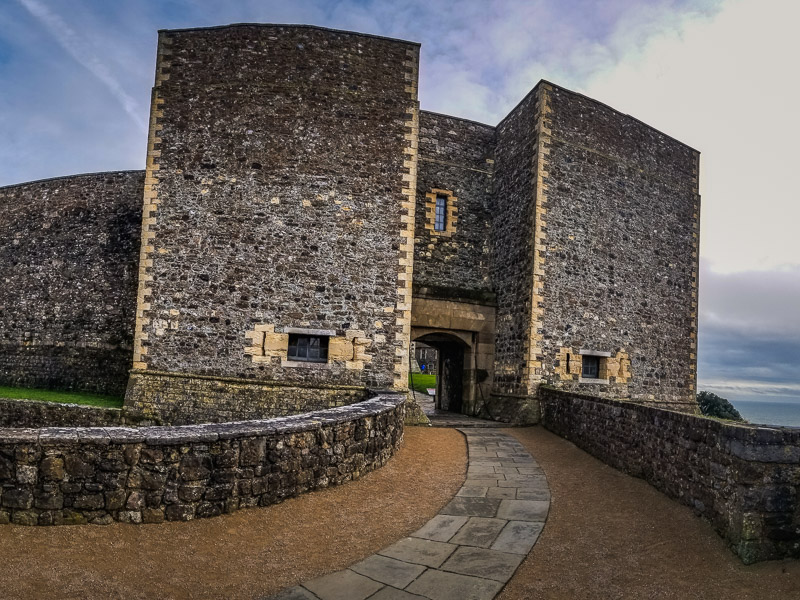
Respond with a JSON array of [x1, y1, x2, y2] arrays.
[[539, 85, 699, 408], [440, 546, 523, 583], [0, 395, 403, 526], [3, 488, 33, 509], [0, 171, 143, 397], [411, 514, 468, 543], [490, 521, 543, 555], [440, 497, 500, 518], [449, 517, 506, 548], [125, 24, 420, 423], [379, 537, 458, 569], [495, 499, 549, 522], [270, 587, 319, 600], [0, 399, 147, 429], [351, 555, 426, 589], [414, 112, 494, 295], [405, 569, 502, 600], [303, 569, 384, 600]]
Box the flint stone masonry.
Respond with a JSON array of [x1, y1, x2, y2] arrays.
[[414, 111, 495, 297], [539, 87, 699, 409], [0, 171, 144, 396], [0, 398, 153, 428], [0, 394, 403, 526], [126, 371, 366, 425], [127, 25, 420, 419], [540, 387, 800, 564], [489, 91, 539, 401], [0, 24, 701, 425]]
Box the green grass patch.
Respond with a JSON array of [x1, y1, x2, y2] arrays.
[[0, 386, 124, 408], [408, 373, 436, 394]]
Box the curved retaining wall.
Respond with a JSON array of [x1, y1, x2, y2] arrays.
[[0, 394, 404, 526], [540, 387, 800, 564]]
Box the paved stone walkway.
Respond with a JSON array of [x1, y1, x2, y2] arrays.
[[269, 429, 549, 600]]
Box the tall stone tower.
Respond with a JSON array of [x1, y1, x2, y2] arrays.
[[125, 25, 420, 423]]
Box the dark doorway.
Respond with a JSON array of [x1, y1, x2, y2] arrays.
[[437, 341, 464, 413], [413, 332, 467, 414]]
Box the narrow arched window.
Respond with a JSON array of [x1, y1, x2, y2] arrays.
[[434, 195, 447, 231]]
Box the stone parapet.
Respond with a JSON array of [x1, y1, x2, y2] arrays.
[[125, 371, 367, 425], [0, 394, 404, 526], [540, 387, 800, 563]]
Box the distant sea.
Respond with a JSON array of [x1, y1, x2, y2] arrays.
[[730, 399, 800, 428]]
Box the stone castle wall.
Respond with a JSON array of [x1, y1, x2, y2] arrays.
[[0, 171, 144, 396], [414, 111, 495, 298], [127, 25, 420, 418], [0, 394, 404, 525], [125, 371, 366, 425], [0, 24, 701, 426], [541, 388, 800, 564], [0, 398, 147, 428], [489, 89, 541, 406], [540, 86, 700, 408]]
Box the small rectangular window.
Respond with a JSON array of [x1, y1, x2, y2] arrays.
[[582, 355, 600, 379], [287, 334, 329, 363], [434, 195, 447, 231]]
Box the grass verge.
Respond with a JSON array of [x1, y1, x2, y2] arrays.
[[0, 386, 124, 408], [408, 373, 436, 394]]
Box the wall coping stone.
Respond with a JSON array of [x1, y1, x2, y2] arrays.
[[0, 394, 404, 445]]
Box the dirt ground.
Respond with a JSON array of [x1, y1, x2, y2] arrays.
[[500, 427, 800, 600], [0, 428, 466, 600]]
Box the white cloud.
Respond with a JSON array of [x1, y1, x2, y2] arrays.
[[579, 0, 800, 274]]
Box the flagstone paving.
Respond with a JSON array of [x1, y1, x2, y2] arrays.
[[268, 429, 550, 600]]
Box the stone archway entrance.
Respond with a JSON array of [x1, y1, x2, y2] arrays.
[[410, 295, 496, 417], [412, 331, 469, 413]]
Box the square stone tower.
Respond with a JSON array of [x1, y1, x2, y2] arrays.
[[125, 25, 420, 423]]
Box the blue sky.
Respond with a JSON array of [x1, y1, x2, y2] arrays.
[[1, 0, 798, 405]]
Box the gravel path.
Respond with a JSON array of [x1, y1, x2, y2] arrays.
[[500, 427, 800, 600], [0, 428, 466, 600]]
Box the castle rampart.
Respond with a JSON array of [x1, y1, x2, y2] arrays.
[[0, 171, 143, 396], [0, 393, 404, 525]]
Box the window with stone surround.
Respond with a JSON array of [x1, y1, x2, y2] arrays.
[[581, 355, 600, 378], [434, 195, 447, 231], [287, 334, 330, 363], [425, 188, 458, 237]]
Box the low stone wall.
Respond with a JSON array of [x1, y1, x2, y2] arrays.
[[0, 394, 404, 526], [125, 371, 367, 425], [0, 398, 149, 428], [483, 393, 540, 425], [539, 388, 800, 564]]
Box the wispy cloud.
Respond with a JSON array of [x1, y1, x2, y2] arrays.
[[16, 0, 147, 131]]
